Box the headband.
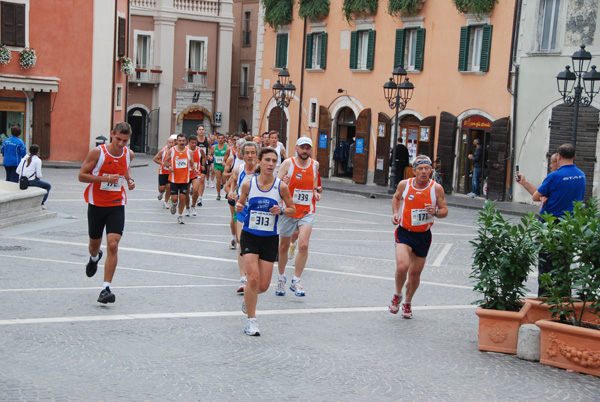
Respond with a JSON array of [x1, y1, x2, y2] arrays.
[[413, 159, 432, 168]]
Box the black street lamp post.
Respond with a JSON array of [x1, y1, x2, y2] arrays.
[[272, 68, 296, 139], [383, 66, 414, 194], [556, 44, 600, 147]]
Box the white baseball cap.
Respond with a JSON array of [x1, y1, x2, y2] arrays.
[[296, 137, 313, 147], [169, 134, 177, 140]]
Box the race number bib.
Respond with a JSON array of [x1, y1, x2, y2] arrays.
[[249, 210, 275, 232], [293, 189, 313, 205], [175, 158, 188, 169], [214, 156, 224, 164], [100, 174, 123, 192], [411, 208, 434, 227]]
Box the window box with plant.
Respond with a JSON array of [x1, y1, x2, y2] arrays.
[[388, 0, 424, 16], [19, 47, 36, 69], [470, 201, 538, 354], [121, 57, 134, 76], [261, 0, 293, 29], [453, 0, 497, 17], [534, 199, 600, 377], [0, 44, 11, 66], [342, 0, 378, 22], [299, 0, 330, 21]]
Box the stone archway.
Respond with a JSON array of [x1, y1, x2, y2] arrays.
[[177, 105, 214, 125]]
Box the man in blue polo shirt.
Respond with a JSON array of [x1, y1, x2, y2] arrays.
[[1, 126, 26, 182], [516, 143, 585, 296]]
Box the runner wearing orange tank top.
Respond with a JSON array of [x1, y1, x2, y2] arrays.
[[163, 134, 197, 224], [185, 135, 205, 217], [389, 155, 448, 319], [153, 136, 175, 208], [78, 122, 135, 304], [276, 136, 321, 297]]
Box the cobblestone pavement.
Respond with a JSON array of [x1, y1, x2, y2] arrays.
[[1, 155, 598, 401]]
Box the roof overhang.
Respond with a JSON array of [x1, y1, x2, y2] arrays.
[[0, 74, 60, 92]]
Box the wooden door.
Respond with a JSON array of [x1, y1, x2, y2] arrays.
[[487, 117, 510, 201], [418, 116, 437, 160], [436, 112, 457, 193], [32, 92, 51, 158], [268, 107, 287, 146], [352, 108, 371, 184], [374, 112, 390, 185], [317, 105, 331, 178]]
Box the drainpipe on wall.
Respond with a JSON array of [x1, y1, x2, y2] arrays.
[[507, 0, 522, 201], [297, 18, 307, 140], [110, 0, 118, 130], [125, 0, 130, 121]]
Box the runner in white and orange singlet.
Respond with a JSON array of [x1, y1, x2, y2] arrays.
[[275, 136, 320, 297], [163, 134, 197, 224], [153, 135, 175, 209], [389, 155, 448, 319], [185, 134, 206, 217], [78, 122, 135, 304]]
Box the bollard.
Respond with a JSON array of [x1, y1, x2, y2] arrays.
[[516, 324, 541, 361]]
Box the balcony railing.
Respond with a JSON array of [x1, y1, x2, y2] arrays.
[[185, 69, 207, 88], [131, 0, 220, 16], [129, 66, 162, 85]]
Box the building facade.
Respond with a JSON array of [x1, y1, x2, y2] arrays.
[[512, 0, 600, 203], [128, 0, 234, 154], [0, 0, 129, 162], [229, 0, 259, 135], [255, 0, 516, 200]]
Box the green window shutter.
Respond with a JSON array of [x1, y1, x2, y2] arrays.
[[305, 33, 313, 69], [320, 33, 327, 69], [458, 26, 470, 72], [350, 31, 358, 69], [415, 28, 425, 71], [480, 25, 493, 72], [276, 33, 288, 68], [366, 29, 376, 70], [394, 29, 405, 69]]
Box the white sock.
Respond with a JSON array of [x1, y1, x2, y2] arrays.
[[91, 254, 100, 262], [240, 276, 247, 284], [293, 276, 301, 282], [103, 282, 111, 290], [278, 274, 286, 281], [247, 317, 256, 323], [231, 235, 236, 241]]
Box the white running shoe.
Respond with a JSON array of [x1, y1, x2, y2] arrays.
[[288, 241, 297, 260], [170, 202, 177, 215], [275, 276, 286, 296], [184, 208, 191, 217], [157, 192, 163, 201], [244, 319, 260, 336], [177, 215, 184, 224], [290, 279, 305, 297], [191, 207, 197, 216], [229, 239, 237, 250], [163, 201, 170, 209]]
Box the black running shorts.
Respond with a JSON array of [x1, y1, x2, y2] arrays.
[[88, 204, 125, 239], [158, 174, 169, 186], [169, 182, 188, 195], [394, 226, 432, 258], [240, 230, 279, 262]]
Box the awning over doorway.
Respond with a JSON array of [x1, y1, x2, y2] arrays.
[[0, 74, 60, 92]]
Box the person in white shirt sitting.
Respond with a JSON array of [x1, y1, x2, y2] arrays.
[[17, 144, 51, 209]]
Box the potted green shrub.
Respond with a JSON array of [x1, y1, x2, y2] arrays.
[[387, 0, 424, 17], [470, 201, 538, 354], [453, 0, 497, 17], [261, 0, 294, 29], [535, 199, 600, 376], [342, 0, 378, 22], [299, 0, 330, 21]]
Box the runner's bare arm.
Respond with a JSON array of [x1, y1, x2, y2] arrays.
[[277, 159, 291, 182], [433, 183, 448, 218], [223, 155, 235, 180], [153, 149, 164, 165], [235, 180, 250, 212], [273, 182, 296, 217], [162, 151, 173, 171], [78, 148, 118, 184], [313, 161, 321, 202], [391, 180, 408, 225]]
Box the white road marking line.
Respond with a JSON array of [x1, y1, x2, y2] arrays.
[[0, 284, 233, 292], [127, 231, 233, 246], [431, 243, 453, 267], [0, 305, 478, 326]]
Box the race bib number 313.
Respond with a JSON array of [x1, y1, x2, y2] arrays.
[[249, 210, 275, 231]]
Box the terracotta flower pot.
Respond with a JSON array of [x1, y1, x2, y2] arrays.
[[523, 298, 600, 326], [476, 303, 531, 354], [537, 319, 600, 377]]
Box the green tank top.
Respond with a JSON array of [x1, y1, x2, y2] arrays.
[[214, 144, 227, 166]]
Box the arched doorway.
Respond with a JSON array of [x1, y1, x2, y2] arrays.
[[457, 115, 491, 195], [333, 107, 356, 179], [238, 119, 248, 134], [127, 108, 147, 153], [182, 110, 205, 136], [268, 107, 288, 147]]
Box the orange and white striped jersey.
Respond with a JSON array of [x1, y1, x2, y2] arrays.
[[159, 146, 170, 175], [84, 144, 131, 207], [285, 157, 317, 218], [169, 147, 191, 184], [399, 178, 437, 232], [189, 147, 202, 180]]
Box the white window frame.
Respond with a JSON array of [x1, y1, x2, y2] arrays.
[[540, 0, 561, 51], [0, 0, 29, 50], [186, 35, 208, 72], [469, 26, 483, 72], [240, 64, 249, 97], [404, 29, 418, 71], [356, 30, 370, 70], [309, 98, 318, 128], [133, 30, 153, 81], [115, 84, 123, 111], [312, 32, 322, 69]]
